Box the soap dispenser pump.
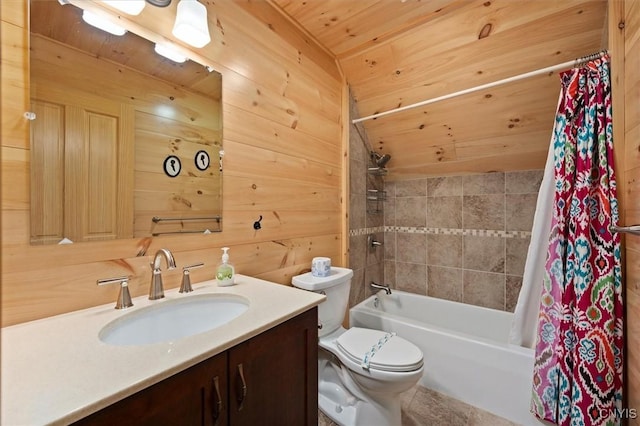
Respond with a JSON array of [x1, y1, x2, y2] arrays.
[[216, 247, 235, 286]]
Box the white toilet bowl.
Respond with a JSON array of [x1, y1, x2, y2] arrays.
[[292, 267, 424, 426]]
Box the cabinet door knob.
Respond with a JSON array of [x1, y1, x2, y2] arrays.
[[211, 375, 223, 424], [236, 363, 247, 411]]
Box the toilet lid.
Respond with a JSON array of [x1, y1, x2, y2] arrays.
[[336, 327, 423, 373]]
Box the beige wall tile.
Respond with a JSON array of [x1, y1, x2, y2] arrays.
[[395, 262, 427, 295], [427, 266, 463, 302], [396, 197, 427, 227], [506, 170, 543, 194], [506, 237, 530, 275], [349, 192, 366, 229], [505, 275, 523, 312], [505, 193, 537, 231], [427, 234, 463, 268], [349, 235, 366, 270], [351, 170, 542, 313], [463, 270, 505, 310], [463, 173, 505, 195], [427, 196, 462, 228], [463, 194, 505, 230], [463, 235, 505, 273], [428, 176, 462, 197], [396, 179, 427, 197], [396, 233, 427, 264]]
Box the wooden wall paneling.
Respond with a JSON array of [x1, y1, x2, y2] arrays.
[[224, 175, 340, 212], [204, 6, 342, 143], [216, 1, 339, 85], [455, 130, 553, 160], [223, 104, 340, 165], [31, 36, 222, 132], [1, 0, 344, 326], [1, 146, 30, 211], [223, 140, 341, 187], [222, 71, 340, 144], [390, 150, 549, 181], [337, 60, 349, 267], [626, 207, 640, 257], [1, 211, 30, 246], [627, 287, 640, 425], [620, 0, 639, 421], [232, 0, 340, 82], [364, 74, 559, 174], [218, 208, 342, 243], [0, 21, 29, 151]]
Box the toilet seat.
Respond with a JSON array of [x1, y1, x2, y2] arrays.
[[336, 327, 423, 373]]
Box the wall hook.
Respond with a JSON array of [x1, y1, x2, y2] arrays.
[[253, 215, 263, 230]]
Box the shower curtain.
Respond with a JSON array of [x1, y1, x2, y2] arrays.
[[530, 54, 624, 425], [509, 127, 555, 349]]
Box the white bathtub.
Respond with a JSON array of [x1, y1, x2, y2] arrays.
[[349, 291, 545, 426]]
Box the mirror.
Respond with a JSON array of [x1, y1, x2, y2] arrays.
[[29, 0, 223, 245]]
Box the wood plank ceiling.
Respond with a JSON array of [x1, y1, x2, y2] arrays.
[[270, 0, 608, 180]]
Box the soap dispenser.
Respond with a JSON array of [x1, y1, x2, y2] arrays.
[[216, 247, 235, 286]]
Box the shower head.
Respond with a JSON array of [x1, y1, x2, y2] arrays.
[[371, 152, 391, 168]]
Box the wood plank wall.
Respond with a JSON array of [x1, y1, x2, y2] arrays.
[[0, 0, 344, 326], [622, 0, 640, 420], [31, 34, 224, 239]]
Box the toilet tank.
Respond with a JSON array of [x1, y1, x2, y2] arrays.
[[292, 267, 353, 336]]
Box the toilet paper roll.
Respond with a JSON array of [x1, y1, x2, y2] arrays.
[[311, 257, 331, 277]]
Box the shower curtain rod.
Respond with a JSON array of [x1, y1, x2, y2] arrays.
[[351, 50, 608, 124]]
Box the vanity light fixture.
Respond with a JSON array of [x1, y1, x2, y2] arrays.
[[81, 9, 127, 36], [154, 43, 187, 63], [172, 0, 211, 48], [102, 0, 146, 15]]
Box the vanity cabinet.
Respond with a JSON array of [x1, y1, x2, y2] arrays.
[[74, 307, 318, 426]]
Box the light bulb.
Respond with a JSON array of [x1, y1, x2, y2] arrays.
[[172, 0, 211, 48], [82, 10, 127, 36]]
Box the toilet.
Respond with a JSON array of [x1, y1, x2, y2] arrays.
[[292, 267, 424, 426]]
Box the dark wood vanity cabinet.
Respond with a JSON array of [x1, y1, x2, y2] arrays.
[[74, 307, 318, 426]]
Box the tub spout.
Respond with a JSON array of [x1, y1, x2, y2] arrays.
[[367, 234, 383, 249], [370, 281, 392, 295]]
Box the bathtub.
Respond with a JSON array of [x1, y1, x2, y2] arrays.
[[349, 291, 545, 426]]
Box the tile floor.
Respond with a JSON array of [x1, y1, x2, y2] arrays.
[[318, 385, 520, 426]]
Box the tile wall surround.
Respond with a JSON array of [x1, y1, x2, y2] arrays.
[[347, 94, 386, 309], [347, 96, 544, 313], [383, 171, 543, 312]]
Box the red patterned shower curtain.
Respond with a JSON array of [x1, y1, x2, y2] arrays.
[[530, 54, 624, 425]]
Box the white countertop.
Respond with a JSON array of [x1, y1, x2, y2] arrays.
[[1, 275, 324, 426]]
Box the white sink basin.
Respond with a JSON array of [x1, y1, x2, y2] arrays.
[[99, 294, 249, 346]]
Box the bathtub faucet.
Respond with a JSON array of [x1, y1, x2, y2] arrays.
[[370, 281, 392, 295]]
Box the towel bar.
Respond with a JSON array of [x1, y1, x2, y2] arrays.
[[610, 225, 640, 236]]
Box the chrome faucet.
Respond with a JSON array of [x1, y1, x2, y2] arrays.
[[149, 248, 176, 300], [370, 281, 392, 295]]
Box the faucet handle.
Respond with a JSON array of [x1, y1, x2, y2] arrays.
[[180, 262, 204, 293], [97, 276, 133, 309]]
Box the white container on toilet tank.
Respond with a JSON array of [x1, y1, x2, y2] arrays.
[[311, 257, 331, 277]]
